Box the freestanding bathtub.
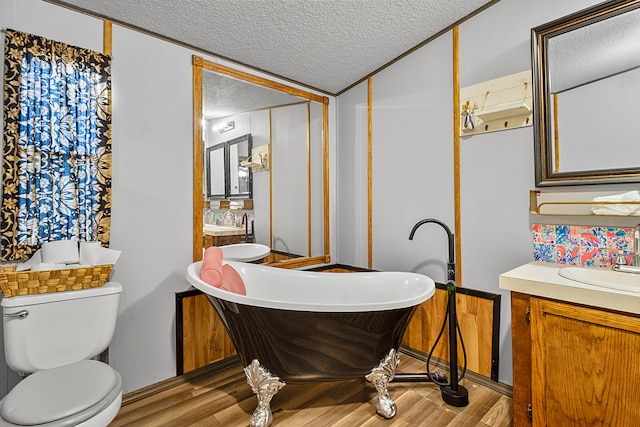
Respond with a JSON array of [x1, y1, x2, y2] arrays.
[[186, 261, 435, 427]]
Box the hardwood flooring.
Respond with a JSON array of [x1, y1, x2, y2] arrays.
[[111, 352, 513, 426]]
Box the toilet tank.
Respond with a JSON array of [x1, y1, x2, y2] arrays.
[[1, 282, 122, 373]]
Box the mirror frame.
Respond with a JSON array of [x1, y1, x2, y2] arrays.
[[205, 142, 226, 198], [205, 134, 253, 199], [532, 0, 640, 186], [192, 56, 330, 267]]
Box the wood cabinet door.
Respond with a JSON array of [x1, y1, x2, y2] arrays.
[[511, 292, 532, 426], [531, 298, 640, 426]]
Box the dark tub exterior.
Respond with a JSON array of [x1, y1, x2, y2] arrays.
[[186, 260, 435, 425], [206, 294, 417, 382]]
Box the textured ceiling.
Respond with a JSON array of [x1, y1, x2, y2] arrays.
[[203, 70, 306, 118], [47, 0, 494, 95]]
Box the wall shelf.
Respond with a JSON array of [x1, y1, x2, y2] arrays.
[[460, 70, 532, 135], [530, 190, 640, 217]]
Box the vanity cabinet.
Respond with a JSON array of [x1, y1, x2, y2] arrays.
[[203, 234, 244, 248], [511, 292, 640, 426]]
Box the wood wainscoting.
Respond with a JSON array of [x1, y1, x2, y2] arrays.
[[176, 264, 500, 381], [402, 283, 501, 381], [175, 289, 236, 375]]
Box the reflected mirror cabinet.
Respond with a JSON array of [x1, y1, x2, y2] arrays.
[[192, 56, 330, 267], [205, 134, 252, 199]]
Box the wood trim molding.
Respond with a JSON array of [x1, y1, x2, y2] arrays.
[[192, 57, 204, 262], [323, 99, 331, 261], [453, 26, 462, 285], [553, 93, 560, 173], [269, 109, 273, 249], [103, 20, 112, 56], [200, 58, 325, 104], [307, 103, 312, 256], [367, 77, 373, 270]]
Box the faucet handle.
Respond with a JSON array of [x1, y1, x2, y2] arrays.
[[615, 250, 627, 266]]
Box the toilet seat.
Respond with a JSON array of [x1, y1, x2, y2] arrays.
[[0, 360, 122, 427]]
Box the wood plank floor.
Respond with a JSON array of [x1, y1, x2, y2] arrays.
[[111, 353, 513, 426]]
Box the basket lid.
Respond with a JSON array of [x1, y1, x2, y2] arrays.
[[1, 281, 122, 308], [0, 360, 121, 425]]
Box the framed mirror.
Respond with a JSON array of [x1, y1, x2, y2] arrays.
[[205, 143, 225, 198], [192, 56, 330, 267], [205, 134, 253, 199], [532, 0, 640, 186]]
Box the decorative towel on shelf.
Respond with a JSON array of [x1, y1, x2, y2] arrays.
[[591, 191, 640, 216], [200, 246, 246, 295]]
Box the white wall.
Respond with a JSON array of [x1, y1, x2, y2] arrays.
[[336, 0, 608, 387], [108, 24, 195, 392], [272, 104, 310, 256], [1, 0, 336, 396], [335, 81, 369, 267]]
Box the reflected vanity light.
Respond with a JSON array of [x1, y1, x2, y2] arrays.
[[212, 120, 235, 133]]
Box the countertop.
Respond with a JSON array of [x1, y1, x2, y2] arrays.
[[203, 224, 245, 237], [499, 261, 640, 315]]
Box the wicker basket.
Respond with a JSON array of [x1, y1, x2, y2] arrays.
[[0, 264, 113, 298]]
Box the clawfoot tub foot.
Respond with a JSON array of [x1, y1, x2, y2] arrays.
[[365, 348, 400, 419], [244, 359, 286, 427]]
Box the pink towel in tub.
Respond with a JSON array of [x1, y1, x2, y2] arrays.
[[221, 264, 246, 295], [200, 246, 246, 295], [200, 246, 223, 286]]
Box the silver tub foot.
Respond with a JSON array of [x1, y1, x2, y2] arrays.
[[365, 348, 400, 419], [244, 359, 286, 427]]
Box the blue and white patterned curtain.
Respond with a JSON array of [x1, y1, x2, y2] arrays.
[[2, 29, 112, 261]]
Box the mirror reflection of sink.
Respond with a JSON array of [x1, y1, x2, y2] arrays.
[[220, 243, 270, 263], [558, 266, 640, 293]]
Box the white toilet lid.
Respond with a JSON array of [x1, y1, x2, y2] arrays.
[[0, 360, 122, 426]]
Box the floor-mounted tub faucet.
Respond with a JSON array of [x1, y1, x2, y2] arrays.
[[406, 217, 468, 407], [409, 218, 456, 282]]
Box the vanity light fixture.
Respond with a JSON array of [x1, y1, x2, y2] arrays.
[[211, 120, 235, 133], [220, 120, 235, 133]]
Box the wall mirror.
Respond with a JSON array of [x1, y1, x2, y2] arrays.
[[193, 56, 330, 267], [205, 134, 253, 199], [532, 0, 640, 186]]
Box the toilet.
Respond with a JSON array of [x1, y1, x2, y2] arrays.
[[0, 282, 123, 427]]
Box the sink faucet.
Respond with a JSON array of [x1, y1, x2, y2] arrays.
[[242, 213, 249, 239], [613, 224, 640, 273], [409, 218, 455, 282]]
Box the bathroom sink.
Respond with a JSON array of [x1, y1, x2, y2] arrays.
[[558, 266, 640, 293], [220, 243, 270, 263]]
